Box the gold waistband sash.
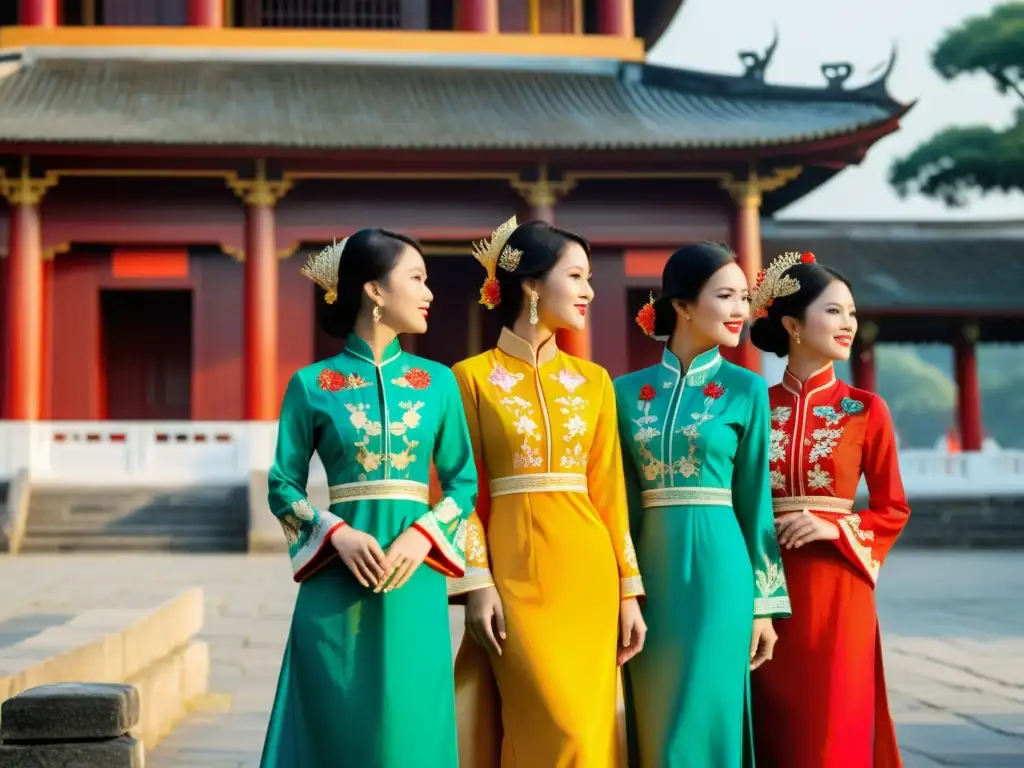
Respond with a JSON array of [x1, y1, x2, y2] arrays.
[[489, 473, 588, 497], [328, 480, 430, 505], [640, 487, 733, 509], [772, 496, 854, 514]]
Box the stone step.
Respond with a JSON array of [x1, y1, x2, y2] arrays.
[[18, 533, 246, 553]]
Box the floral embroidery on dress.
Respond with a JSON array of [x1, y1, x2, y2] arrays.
[[639, 384, 657, 402], [806, 462, 834, 492], [771, 406, 792, 425], [551, 369, 586, 393], [631, 393, 665, 482], [291, 499, 317, 521], [769, 469, 786, 491], [465, 520, 487, 567], [841, 397, 865, 415], [836, 513, 881, 580], [812, 405, 844, 426], [555, 395, 589, 470], [500, 396, 544, 469], [755, 553, 788, 597], [346, 403, 384, 473], [769, 428, 789, 463], [488, 364, 523, 393], [809, 427, 843, 462], [392, 367, 431, 390], [318, 369, 370, 392], [388, 402, 423, 473], [279, 513, 302, 547], [623, 533, 639, 571], [673, 381, 727, 479]]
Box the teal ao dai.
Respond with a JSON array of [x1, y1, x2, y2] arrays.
[[260, 335, 477, 768], [613, 346, 791, 768]]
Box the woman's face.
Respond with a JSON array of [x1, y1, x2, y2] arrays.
[[369, 245, 434, 335], [786, 279, 857, 362], [528, 242, 594, 332], [677, 261, 751, 348]]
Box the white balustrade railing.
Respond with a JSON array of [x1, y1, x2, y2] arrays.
[[0, 421, 1023, 499]]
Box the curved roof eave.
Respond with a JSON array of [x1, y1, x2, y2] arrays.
[[635, 0, 684, 50]]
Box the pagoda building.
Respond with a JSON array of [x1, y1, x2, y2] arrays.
[[0, 0, 909, 423]]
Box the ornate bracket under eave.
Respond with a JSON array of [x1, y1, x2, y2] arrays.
[[0, 157, 58, 207], [719, 166, 803, 208], [226, 159, 292, 208], [509, 164, 576, 208]]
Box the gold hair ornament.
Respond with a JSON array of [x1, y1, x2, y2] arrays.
[[750, 251, 816, 318], [471, 215, 523, 310], [300, 238, 349, 304]]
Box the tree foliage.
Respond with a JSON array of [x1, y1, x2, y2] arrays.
[[889, 2, 1024, 205]]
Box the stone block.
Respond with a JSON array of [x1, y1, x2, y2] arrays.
[[0, 683, 139, 743], [0, 735, 142, 768]]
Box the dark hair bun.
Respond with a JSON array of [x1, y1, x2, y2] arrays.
[[749, 316, 790, 357], [652, 297, 675, 338]]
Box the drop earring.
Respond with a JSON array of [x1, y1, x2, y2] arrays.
[[373, 304, 382, 323], [793, 333, 801, 345], [529, 292, 539, 326]]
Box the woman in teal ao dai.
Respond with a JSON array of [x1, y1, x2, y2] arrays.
[[260, 229, 477, 768], [614, 243, 791, 768]]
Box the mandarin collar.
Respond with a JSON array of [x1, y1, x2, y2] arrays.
[[496, 327, 558, 366], [343, 333, 402, 367], [781, 363, 837, 397], [660, 345, 722, 386]]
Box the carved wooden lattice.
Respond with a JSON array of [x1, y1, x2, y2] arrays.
[[246, 0, 404, 28]]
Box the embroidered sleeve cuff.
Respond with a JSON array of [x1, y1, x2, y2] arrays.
[[835, 514, 881, 585], [620, 575, 645, 601], [448, 566, 495, 597], [754, 595, 792, 618], [290, 509, 346, 583], [413, 496, 468, 579]]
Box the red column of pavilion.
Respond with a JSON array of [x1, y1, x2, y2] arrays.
[[188, 0, 224, 27], [596, 0, 634, 36], [723, 177, 763, 375], [955, 322, 983, 451], [1, 164, 53, 420], [230, 165, 290, 421], [457, 0, 499, 32], [19, 0, 58, 26]]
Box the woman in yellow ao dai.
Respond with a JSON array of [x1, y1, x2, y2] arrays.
[[449, 218, 646, 768]]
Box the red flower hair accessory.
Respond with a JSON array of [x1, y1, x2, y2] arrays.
[[635, 293, 656, 338]]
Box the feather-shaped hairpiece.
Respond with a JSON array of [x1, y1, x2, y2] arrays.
[[301, 238, 348, 304], [471, 215, 522, 309], [750, 251, 815, 318]]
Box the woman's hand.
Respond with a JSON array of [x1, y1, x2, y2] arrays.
[[775, 509, 840, 549], [617, 597, 647, 666], [374, 527, 433, 593], [466, 586, 506, 656], [330, 526, 386, 588], [750, 617, 778, 671]]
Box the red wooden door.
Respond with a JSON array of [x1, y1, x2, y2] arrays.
[[101, 290, 193, 421]]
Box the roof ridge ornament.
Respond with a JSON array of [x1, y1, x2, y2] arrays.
[[739, 26, 779, 83], [821, 62, 855, 90]]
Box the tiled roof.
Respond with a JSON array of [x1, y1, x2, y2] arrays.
[[762, 226, 1024, 312], [0, 50, 904, 150]]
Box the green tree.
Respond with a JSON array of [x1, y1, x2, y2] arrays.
[[889, 2, 1024, 205]]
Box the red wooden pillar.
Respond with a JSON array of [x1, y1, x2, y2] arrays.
[[1, 166, 53, 420], [231, 163, 290, 421], [19, 0, 58, 26], [514, 171, 590, 358], [188, 0, 224, 27], [597, 0, 634, 36], [851, 321, 878, 392], [955, 322, 983, 451], [456, 0, 498, 32], [724, 177, 762, 374]]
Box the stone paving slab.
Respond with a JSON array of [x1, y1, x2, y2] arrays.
[[0, 551, 1021, 767]]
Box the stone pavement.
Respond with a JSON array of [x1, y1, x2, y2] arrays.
[[0, 550, 1020, 768]]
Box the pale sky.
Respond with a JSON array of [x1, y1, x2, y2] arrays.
[[649, 0, 1023, 220]]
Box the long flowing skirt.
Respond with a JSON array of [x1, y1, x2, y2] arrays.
[[751, 543, 902, 768], [455, 491, 623, 767], [261, 562, 457, 768], [626, 504, 755, 768]]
